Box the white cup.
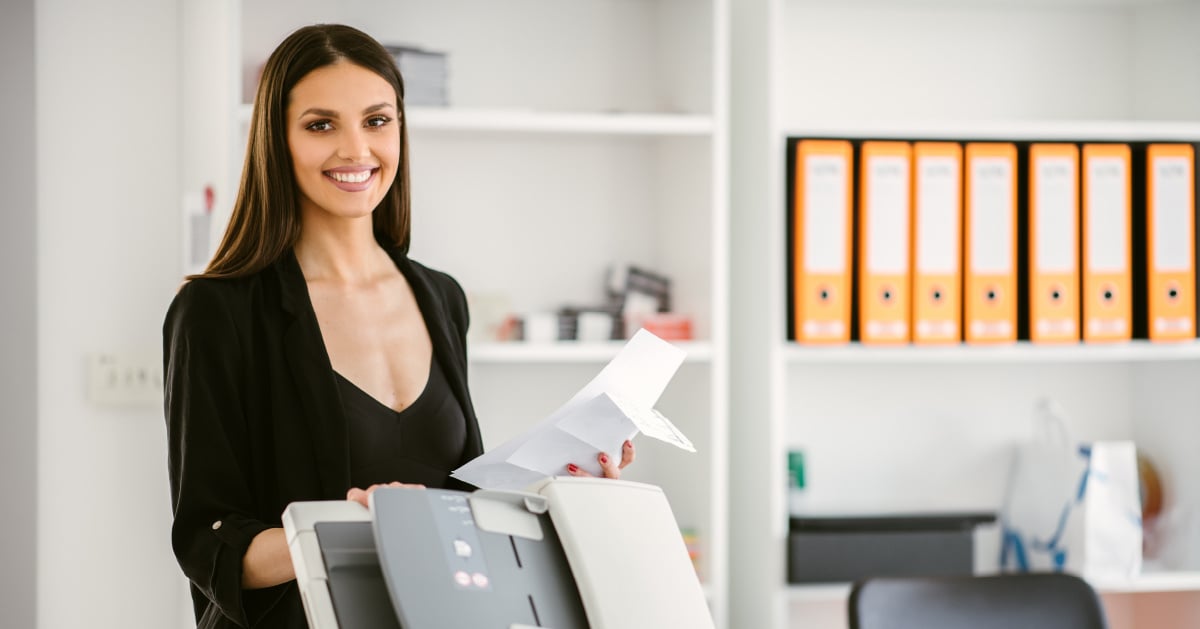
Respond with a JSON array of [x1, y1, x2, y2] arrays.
[[577, 312, 613, 342], [524, 312, 558, 343]]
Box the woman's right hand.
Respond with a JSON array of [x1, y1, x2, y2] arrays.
[[346, 481, 425, 508]]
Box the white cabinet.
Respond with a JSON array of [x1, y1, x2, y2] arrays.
[[731, 1, 1200, 628], [182, 0, 728, 626]]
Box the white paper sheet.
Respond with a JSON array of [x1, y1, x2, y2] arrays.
[[451, 329, 693, 489]]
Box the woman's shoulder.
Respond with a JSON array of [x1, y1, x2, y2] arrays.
[[170, 274, 255, 313], [165, 267, 277, 332], [400, 256, 470, 326], [405, 258, 464, 295]]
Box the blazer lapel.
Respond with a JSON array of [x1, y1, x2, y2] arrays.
[[393, 253, 464, 385], [275, 250, 350, 499], [391, 250, 483, 458]]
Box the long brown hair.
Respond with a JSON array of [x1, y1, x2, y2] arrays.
[[193, 24, 411, 280]]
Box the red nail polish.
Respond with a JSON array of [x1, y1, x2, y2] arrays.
[[567, 464, 578, 473], [599, 454, 608, 464]]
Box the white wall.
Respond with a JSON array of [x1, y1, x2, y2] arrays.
[[780, 3, 1136, 126], [730, 0, 782, 627], [1132, 2, 1200, 121], [1, 1, 39, 627], [36, 1, 184, 627]]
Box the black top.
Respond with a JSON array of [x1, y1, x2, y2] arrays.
[[163, 246, 483, 629], [336, 355, 468, 490]]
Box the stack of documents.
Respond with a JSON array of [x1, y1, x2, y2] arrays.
[[453, 329, 696, 491]]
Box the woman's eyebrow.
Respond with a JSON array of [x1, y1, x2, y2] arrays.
[[298, 107, 338, 119], [362, 102, 395, 114], [297, 102, 395, 120]]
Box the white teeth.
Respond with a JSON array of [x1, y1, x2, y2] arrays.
[[329, 170, 371, 183]]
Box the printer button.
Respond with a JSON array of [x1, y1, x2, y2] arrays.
[[453, 539, 472, 558]]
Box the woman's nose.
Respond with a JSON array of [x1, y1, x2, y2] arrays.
[[336, 127, 370, 160]]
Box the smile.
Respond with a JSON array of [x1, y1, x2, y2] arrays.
[[323, 168, 379, 191]]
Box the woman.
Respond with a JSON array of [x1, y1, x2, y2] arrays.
[[164, 24, 633, 628]]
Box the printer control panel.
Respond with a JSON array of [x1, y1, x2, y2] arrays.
[[430, 492, 492, 591]]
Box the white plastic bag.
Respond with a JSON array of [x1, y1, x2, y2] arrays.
[[1000, 399, 1142, 579]]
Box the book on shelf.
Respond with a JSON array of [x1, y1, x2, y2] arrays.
[[384, 45, 449, 107]]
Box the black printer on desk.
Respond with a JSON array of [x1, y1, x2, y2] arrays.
[[787, 512, 996, 584]]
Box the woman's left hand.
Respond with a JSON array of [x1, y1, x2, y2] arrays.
[[565, 439, 635, 479]]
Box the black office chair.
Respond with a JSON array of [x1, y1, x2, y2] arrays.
[[848, 573, 1107, 629]]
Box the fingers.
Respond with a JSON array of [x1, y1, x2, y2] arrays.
[[618, 440, 635, 470], [346, 482, 426, 507], [565, 463, 592, 477], [564, 441, 634, 479], [598, 450, 620, 479], [346, 487, 370, 507]]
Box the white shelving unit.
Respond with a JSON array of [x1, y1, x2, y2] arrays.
[[183, 0, 728, 627], [469, 340, 715, 364], [784, 340, 1200, 365], [731, 1, 1200, 629], [237, 102, 717, 136]]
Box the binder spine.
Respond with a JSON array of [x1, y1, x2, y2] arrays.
[[1081, 143, 1133, 342]]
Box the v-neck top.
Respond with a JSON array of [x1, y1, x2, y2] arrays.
[[334, 355, 468, 490]]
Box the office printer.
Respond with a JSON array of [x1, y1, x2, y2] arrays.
[[282, 477, 714, 629]]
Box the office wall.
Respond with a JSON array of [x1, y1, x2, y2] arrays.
[[730, 0, 781, 628], [1, 1, 39, 627], [36, 1, 184, 627], [779, 4, 1135, 124], [1132, 3, 1200, 120]]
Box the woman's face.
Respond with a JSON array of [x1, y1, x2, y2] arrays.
[[286, 61, 400, 223]]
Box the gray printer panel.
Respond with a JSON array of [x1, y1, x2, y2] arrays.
[[372, 488, 589, 629]]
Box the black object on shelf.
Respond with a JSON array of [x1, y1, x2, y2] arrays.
[[787, 512, 996, 584]]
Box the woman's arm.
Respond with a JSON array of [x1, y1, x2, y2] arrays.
[[165, 280, 278, 623], [242, 528, 295, 589]]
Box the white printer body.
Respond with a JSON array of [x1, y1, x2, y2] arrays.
[[282, 477, 714, 629]]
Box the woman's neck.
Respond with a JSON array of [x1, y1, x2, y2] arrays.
[[293, 214, 392, 286]]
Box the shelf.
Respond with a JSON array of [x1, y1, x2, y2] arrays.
[[784, 572, 1200, 602], [785, 583, 852, 603], [237, 103, 713, 137], [1090, 571, 1200, 594], [469, 341, 712, 364], [782, 120, 1200, 143], [782, 340, 1200, 365]]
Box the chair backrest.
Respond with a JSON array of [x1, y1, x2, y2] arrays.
[[848, 573, 1107, 629]]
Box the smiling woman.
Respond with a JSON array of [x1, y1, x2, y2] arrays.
[[163, 24, 470, 629], [162, 23, 631, 629], [287, 63, 400, 222]]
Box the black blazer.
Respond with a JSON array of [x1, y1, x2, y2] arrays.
[[163, 247, 484, 628]]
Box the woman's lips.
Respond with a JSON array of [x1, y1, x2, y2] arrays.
[[324, 167, 378, 192]]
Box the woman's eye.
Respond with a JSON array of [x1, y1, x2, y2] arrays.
[[366, 116, 392, 128], [305, 120, 333, 132]]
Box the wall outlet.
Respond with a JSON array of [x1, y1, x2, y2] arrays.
[[87, 352, 163, 408]]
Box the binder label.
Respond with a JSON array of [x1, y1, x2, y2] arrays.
[[1089, 318, 1128, 336], [1153, 156, 1192, 272], [916, 320, 956, 338], [866, 155, 910, 274], [1086, 157, 1129, 273], [1155, 318, 1192, 335], [803, 155, 849, 273], [803, 320, 846, 338], [916, 156, 959, 274], [1036, 319, 1076, 337], [971, 320, 1013, 338], [969, 157, 1014, 274], [1034, 157, 1077, 274]]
